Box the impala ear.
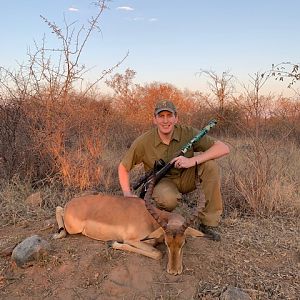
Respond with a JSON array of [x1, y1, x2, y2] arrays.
[[184, 227, 205, 237], [146, 227, 165, 239]]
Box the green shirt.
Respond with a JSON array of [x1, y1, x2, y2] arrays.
[[121, 124, 216, 179]]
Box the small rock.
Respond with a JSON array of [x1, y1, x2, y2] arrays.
[[11, 235, 51, 267], [220, 286, 251, 300]]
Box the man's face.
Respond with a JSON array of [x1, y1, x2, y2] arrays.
[[153, 111, 178, 135]]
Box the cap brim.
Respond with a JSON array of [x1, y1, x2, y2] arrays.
[[155, 108, 176, 115]]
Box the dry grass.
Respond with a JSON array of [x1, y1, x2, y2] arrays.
[[1, 136, 299, 227], [0, 177, 72, 227], [0, 177, 41, 226], [221, 137, 300, 217]]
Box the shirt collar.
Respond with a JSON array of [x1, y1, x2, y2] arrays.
[[154, 124, 180, 147]]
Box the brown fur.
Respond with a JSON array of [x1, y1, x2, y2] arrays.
[[54, 194, 205, 275]]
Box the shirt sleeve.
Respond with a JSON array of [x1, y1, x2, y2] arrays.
[[121, 137, 144, 171]]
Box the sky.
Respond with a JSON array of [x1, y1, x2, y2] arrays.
[[1, 0, 300, 97]]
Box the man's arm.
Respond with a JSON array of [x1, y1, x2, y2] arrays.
[[172, 140, 230, 169], [193, 140, 230, 164], [118, 162, 137, 197]]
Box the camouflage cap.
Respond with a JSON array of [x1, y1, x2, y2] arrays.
[[154, 100, 177, 115]]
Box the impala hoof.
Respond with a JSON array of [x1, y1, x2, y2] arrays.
[[52, 229, 67, 239], [107, 240, 118, 248], [198, 224, 221, 241]]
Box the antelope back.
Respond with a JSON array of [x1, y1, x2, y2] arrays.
[[63, 194, 158, 240]]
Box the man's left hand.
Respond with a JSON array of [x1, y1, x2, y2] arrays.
[[172, 156, 196, 169]]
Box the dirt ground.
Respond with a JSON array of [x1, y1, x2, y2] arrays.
[[0, 215, 299, 300]]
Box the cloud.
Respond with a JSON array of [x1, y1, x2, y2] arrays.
[[117, 6, 134, 11], [149, 18, 158, 22], [68, 7, 79, 12]]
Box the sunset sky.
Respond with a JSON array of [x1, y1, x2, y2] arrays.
[[1, 0, 299, 96]]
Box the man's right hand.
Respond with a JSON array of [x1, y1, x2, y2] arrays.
[[119, 163, 138, 198]]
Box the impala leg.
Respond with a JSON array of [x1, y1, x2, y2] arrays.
[[125, 240, 161, 253], [111, 241, 162, 260], [52, 206, 67, 239]]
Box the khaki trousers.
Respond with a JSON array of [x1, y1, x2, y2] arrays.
[[152, 160, 223, 227]]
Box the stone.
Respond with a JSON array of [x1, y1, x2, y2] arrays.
[[220, 286, 251, 300], [11, 235, 51, 267]]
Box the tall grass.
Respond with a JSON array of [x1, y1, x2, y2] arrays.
[[221, 138, 300, 217], [0, 94, 299, 227]]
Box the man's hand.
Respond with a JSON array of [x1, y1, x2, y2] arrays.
[[172, 141, 230, 170], [172, 156, 196, 169], [119, 163, 138, 198]]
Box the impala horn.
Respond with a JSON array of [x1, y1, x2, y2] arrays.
[[143, 175, 168, 230]]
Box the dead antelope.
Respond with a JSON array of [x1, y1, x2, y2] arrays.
[[53, 178, 206, 275]]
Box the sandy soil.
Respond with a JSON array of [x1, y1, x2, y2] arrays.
[[0, 216, 299, 300]]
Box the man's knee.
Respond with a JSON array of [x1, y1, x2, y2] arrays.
[[153, 180, 181, 211]]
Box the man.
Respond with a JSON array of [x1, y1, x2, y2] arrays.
[[118, 99, 230, 241]]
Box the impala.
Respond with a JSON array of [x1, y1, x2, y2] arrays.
[[53, 177, 206, 275]]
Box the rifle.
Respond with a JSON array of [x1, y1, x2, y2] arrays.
[[133, 119, 217, 198]]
